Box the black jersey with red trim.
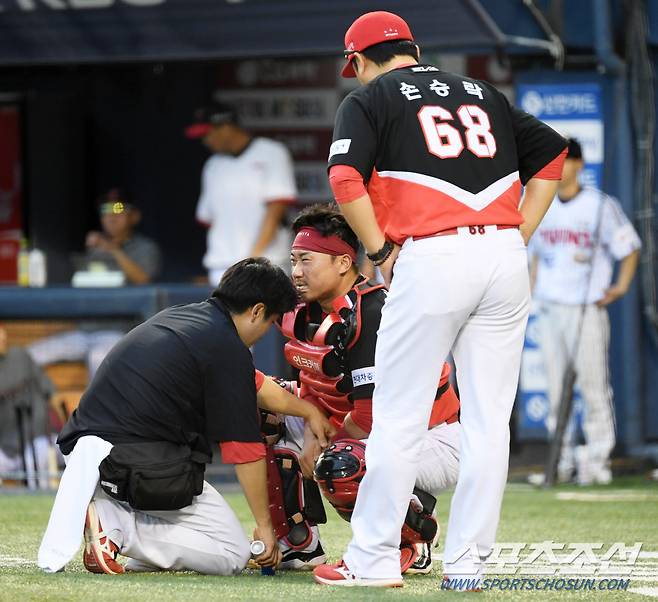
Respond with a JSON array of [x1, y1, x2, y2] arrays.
[[328, 64, 567, 243]]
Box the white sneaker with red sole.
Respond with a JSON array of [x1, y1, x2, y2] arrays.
[[83, 501, 124, 575], [313, 560, 403, 587]]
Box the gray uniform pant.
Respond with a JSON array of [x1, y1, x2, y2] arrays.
[[94, 481, 251, 575], [538, 302, 616, 482]]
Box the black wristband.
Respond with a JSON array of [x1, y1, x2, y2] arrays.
[[367, 240, 394, 266]]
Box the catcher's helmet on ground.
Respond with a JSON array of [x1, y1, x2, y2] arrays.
[[313, 438, 366, 521]]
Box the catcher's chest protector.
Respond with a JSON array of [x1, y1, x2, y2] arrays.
[[280, 279, 384, 421]]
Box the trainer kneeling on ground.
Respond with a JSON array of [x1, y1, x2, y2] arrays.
[[38, 258, 332, 576]]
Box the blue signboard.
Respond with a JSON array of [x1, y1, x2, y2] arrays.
[[517, 82, 604, 188]]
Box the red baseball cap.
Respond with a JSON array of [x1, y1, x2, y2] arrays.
[[342, 11, 414, 78], [184, 103, 237, 139]]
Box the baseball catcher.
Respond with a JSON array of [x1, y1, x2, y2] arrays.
[[260, 204, 460, 574]]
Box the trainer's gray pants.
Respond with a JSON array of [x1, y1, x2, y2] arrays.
[[95, 481, 251, 575]]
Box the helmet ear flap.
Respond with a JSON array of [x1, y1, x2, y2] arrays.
[[313, 438, 367, 521]]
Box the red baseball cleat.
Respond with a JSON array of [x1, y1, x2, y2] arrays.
[[313, 560, 403, 587], [83, 501, 124, 575]]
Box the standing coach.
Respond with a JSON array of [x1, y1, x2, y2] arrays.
[[314, 11, 568, 588]]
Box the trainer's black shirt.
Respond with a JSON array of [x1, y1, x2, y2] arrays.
[[58, 299, 260, 456]]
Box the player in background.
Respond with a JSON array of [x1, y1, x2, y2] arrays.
[[257, 204, 460, 576], [315, 10, 567, 588], [529, 139, 641, 486], [185, 102, 297, 284]]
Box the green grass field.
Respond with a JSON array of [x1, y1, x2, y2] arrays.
[[1, 477, 658, 601]]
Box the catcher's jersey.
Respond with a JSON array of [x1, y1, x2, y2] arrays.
[[530, 188, 641, 305], [329, 64, 566, 243]]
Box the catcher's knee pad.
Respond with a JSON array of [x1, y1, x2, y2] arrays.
[[313, 438, 366, 522], [314, 439, 436, 545], [270, 448, 326, 550], [401, 487, 438, 545]]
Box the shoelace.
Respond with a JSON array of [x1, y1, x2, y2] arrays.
[[334, 560, 356, 580], [93, 529, 118, 559]]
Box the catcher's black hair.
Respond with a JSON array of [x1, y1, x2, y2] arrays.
[[212, 257, 298, 317], [360, 40, 419, 67], [292, 203, 360, 255]]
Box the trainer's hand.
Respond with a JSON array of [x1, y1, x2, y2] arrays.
[[252, 526, 281, 568], [379, 243, 401, 289], [300, 436, 322, 479], [305, 407, 335, 448]]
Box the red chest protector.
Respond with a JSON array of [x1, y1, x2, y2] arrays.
[[281, 279, 384, 424]]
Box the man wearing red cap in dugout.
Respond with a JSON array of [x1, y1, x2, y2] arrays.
[[260, 204, 460, 576], [313, 11, 567, 588]]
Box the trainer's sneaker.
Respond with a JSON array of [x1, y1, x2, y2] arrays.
[[83, 501, 124, 575], [404, 542, 432, 575], [313, 560, 403, 587], [279, 541, 327, 570]]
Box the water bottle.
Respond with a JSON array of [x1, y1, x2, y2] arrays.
[[250, 540, 275, 576], [17, 238, 29, 286], [28, 248, 47, 287]]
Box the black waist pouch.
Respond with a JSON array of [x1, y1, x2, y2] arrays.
[[98, 441, 210, 511]]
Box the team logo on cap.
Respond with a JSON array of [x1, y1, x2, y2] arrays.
[[384, 27, 399, 37]]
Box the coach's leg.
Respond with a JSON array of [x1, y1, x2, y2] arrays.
[[575, 306, 615, 484], [343, 237, 474, 580], [95, 482, 251, 575], [444, 230, 530, 581]]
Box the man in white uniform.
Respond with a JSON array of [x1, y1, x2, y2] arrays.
[[530, 139, 641, 485], [314, 11, 567, 589], [267, 204, 460, 575], [186, 103, 298, 284]]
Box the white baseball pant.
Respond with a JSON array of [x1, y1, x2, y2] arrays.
[[342, 226, 530, 581], [537, 302, 615, 483]]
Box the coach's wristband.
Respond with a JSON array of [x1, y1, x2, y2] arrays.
[[367, 241, 394, 266]]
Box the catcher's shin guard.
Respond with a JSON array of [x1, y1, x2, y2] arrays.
[[268, 448, 326, 550], [260, 409, 285, 446], [315, 439, 437, 573], [401, 487, 438, 545], [313, 439, 366, 522], [399, 488, 438, 573]]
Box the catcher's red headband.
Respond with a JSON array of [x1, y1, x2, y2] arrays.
[[292, 227, 357, 262]]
